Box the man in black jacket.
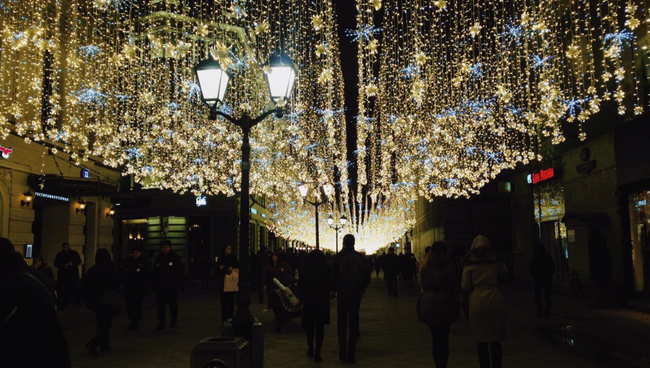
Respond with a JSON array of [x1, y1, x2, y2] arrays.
[[0, 238, 71, 368], [332, 235, 371, 363], [54, 242, 82, 309], [152, 240, 185, 330], [122, 245, 149, 331]]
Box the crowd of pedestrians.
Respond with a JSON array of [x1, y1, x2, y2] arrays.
[[0, 231, 558, 367]]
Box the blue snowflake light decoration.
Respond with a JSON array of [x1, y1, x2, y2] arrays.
[[78, 45, 101, 60], [346, 25, 383, 43]]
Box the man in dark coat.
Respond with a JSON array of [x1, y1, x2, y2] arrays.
[[402, 244, 417, 287], [332, 235, 371, 363], [152, 240, 185, 330], [0, 238, 71, 368], [529, 245, 556, 318], [122, 245, 149, 331], [54, 242, 82, 309], [383, 247, 400, 296]]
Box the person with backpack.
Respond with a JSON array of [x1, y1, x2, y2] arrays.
[[332, 234, 371, 363], [529, 245, 555, 319]]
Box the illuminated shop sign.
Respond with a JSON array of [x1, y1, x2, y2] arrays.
[[527, 168, 556, 185], [35, 192, 69, 202], [196, 196, 207, 207], [0, 145, 13, 159], [81, 168, 90, 179]]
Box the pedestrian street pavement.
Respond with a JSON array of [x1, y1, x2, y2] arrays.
[[61, 277, 609, 368]]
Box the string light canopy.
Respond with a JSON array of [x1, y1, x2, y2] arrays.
[[351, 0, 650, 201], [267, 191, 415, 254]]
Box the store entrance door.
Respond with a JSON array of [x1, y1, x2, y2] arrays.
[[540, 220, 569, 284]]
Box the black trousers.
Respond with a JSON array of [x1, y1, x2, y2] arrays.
[[478, 342, 502, 368], [534, 283, 551, 317], [221, 292, 236, 321], [58, 276, 79, 308], [88, 304, 114, 350], [125, 292, 144, 326], [337, 293, 362, 359], [155, 288, 178, 324], [386, 277, 398, 296], [305, 321, 325, 357], [429, 325, 451, 368]]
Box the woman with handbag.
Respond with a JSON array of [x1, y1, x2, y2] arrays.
[[418, 241, 460, 368], [83, 248, 121, 356], [216, 245, 239, 323], [461, 235, 508, 368]]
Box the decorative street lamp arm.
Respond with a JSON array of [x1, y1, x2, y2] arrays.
[[211, 107, 284, 129]]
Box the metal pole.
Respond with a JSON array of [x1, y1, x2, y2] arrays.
[[335, 228, 339, 253], [315, 203, 320, 249], [232, 116, 254, 339]]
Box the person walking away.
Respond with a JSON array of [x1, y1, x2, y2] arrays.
[[419, 241, 460, 368], [122, 245, 149, 331], [256, 246, 270, 305], [374, 253, 382, 278], [403, 244, 417, 287], [462, 235, 507, 368], [152, 240, 185, 330], [0, 238, 71, 368], [83, 248, 121, 356], [54, 242, 82, 309], [216, 245, 239, 323], [384, 247, 400, 296], [262, 252, 292, 313], [33, 254, 55, 281], [332, 234, 371, 363], [298, 249, 331, 363], [529, 245, 555, 319]]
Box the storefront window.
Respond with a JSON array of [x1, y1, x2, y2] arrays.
[[534, 182, 569, 283], [629, 190, 650, 292], [534, 183, 565, 222]]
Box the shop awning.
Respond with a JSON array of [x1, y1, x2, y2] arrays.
[[28, 174, 118, 197]]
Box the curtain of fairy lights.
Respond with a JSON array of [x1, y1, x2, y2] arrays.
[[352, 0, 650, 201]]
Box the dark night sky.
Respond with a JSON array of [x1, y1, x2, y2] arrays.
[[333, 0, 359, 192]]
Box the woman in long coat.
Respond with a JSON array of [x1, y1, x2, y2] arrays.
[[298, 249, 330, 362], [419, 241, 460, 368], [461, 235, 507, 368]]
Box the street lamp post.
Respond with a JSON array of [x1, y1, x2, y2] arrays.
[[298, 183, 333, 250], [327, 214, 347, 253], [194, 54, 297, 339]]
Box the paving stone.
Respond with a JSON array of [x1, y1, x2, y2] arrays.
[[61, 278, 609, 367]]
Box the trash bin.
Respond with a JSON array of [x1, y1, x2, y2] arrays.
[[223, 319, 264, 368], [191, 337, 250, 368]]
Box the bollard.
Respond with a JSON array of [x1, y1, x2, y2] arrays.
[[223, 319, 264, 368], [191, 337, 250, 368]]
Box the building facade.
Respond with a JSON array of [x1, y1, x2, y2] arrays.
[[0, 134, 121, 278]]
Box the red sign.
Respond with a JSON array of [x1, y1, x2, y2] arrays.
[[528, 168, 555, 184], [0, 145, 12, 159]]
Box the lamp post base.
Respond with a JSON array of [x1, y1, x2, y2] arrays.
[[231, 283, 254, 341]]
